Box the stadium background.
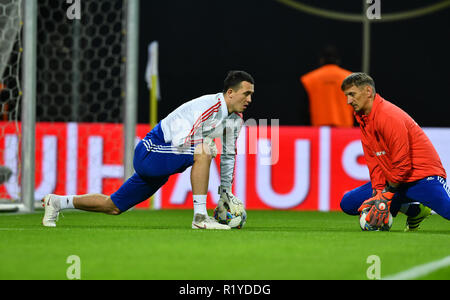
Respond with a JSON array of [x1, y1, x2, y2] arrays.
[[137, 0, 450, 127]]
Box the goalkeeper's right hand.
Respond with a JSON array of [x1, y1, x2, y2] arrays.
[[358, 187, 394, 227], [218, 185, 245, 216], [358, 189, 382, 213]]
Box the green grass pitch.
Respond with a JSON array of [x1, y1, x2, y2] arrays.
[[0, 209, 449, 280]]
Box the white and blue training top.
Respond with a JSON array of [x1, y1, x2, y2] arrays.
[[160, 92, 243, 187]]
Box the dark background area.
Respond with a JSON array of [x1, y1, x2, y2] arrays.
[[138, 0, 450, 127]]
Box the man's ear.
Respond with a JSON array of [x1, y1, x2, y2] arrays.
[[366, 85, 373, 97]]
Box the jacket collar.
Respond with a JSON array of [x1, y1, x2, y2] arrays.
[[355, 93, 382, 126]]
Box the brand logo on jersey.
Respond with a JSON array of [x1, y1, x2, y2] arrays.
[[375, 151, 386, 157]]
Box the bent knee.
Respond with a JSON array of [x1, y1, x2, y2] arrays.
[[340, 193, 359, 216], [193, 144, 214, 161]]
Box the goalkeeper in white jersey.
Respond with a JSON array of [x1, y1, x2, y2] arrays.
[[42, 70, 254, 229]]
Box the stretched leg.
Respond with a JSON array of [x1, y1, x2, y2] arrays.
[[42, 173, 168, 227], [74, 194, 120, 215]]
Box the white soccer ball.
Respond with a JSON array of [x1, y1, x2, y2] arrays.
[[213, 201, 247, 229], [359, 208, 393, 231]]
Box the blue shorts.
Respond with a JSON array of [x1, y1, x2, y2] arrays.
[[111, 122, 195, 212], [340, 176, 450, 220]]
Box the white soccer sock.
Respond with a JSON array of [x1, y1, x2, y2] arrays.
[[193, 195, 207, 216], [59, 195, 75, 210]]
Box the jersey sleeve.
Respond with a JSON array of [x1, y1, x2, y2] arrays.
[[219, 115, 243, 188], [164, 96, 220, 148]]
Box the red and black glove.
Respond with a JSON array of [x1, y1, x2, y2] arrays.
[[358, 188, 395, 227], [358, 189, 382, 212]]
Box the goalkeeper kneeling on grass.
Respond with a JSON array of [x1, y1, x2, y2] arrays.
[[42, 70, 253, 229], [339, 73, 450, 231]]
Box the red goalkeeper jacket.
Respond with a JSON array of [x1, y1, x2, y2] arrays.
[[355, 94, 446, 190]]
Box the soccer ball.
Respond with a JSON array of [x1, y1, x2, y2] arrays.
[[359, 208, 393, 231], [213, 201, 247, 229]]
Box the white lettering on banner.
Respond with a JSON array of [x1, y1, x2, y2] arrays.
[[4, 134, 57, 200], [34, 136, 57, 200], [234, 126, 247, 205], [170, 166, 192, 205], [66, 123, 78, 195], [256, 139, 310, 209], [3, 125, 450, 209], [170, 162, 221, 205], [4, 134, 20, 199], [88, 136, 123, 193], [319, 127, 331, 212], [247, 121, 280, 164], [342, 140, 370, 181]]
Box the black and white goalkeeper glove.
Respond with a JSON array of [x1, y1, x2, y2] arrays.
[[218, 185, 245, 216]]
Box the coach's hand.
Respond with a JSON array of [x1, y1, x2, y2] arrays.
[[218, 185, 245, 216]]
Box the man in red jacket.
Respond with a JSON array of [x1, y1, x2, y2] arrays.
[[339, 72, 450, 230]]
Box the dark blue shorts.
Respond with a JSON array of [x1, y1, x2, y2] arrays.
[[340, 176, 450, 220], [111, 123, 195, 212]]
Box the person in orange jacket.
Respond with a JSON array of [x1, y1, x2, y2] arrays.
[[339, 72, 450, 231], [300, 45, 354, 127]]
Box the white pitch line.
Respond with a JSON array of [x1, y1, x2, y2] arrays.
[[0, 228, 39, 231], [383, 255, 450, 280]]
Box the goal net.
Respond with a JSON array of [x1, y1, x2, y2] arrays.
[[0, 0, 21, 210], [0, 0, 134, 211]]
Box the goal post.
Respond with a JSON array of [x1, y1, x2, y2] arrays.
[[21, 0, 37, 212], [124, 0, 139, 182], [0, 0, 139, 212]]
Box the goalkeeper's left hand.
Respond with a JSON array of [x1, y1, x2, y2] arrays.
[[218, 185, 245, 216], [358, 188, 395, 227]]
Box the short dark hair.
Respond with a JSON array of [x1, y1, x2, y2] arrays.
[[341, 72, 376, 94], [223, 70, 254, 93]]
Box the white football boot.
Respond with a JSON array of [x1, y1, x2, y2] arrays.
[[191, 213, 230, 230], [42, 194, 61, 227]]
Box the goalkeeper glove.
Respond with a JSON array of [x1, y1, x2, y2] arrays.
[[218, 185, 245, 216], [358, 187, 395, 227], [358, 189, 383, 212]]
